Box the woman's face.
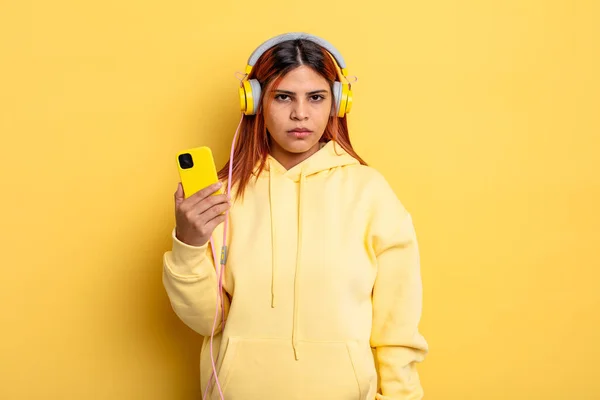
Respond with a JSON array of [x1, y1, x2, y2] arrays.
[[263, 65, 332, 169]]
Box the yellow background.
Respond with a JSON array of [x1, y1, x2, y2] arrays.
[[1, 0, 598, 399]]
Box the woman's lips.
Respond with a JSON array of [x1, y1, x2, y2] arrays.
[[288, 129, 312, 139]]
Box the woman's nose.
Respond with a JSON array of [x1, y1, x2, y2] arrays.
[[290, 99, 309, 120]]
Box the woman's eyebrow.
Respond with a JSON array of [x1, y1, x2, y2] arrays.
[[274, 89, 329, 95]]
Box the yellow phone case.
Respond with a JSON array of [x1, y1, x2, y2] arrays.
[[176, 146, 222, 199]]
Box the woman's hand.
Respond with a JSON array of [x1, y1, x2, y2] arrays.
[[174, 182, 230, 247]]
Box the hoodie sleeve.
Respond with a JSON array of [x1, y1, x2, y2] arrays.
[[369, 176, 429, 400], [162, 229, 230, 337]]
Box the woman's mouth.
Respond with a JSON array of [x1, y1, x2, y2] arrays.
[[288, 128, 313, 139]]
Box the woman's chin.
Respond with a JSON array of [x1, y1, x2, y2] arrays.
[[282, 140, 320, 154], [270, 132, 324, 157]]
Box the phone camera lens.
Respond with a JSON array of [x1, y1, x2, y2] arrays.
[[178, 153, 194, 169]]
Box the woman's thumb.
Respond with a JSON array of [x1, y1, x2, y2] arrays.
[[174, 182, 184, 205]]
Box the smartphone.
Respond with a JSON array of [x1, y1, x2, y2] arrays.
[[176, 146, 223, 199]]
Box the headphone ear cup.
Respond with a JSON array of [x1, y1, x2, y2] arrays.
[[239, 79, 262, 115], [239, 83, 249, 113], [332, 81, 342, 117], [345, 86, 353, 114], [248, 79, 262, 114], [332, 81, 351, 118], [338, 83, 351, 117]]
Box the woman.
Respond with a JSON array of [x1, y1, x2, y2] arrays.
[[162, 32, 429, 400]]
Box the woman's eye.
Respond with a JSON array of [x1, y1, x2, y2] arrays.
[[275, 94, 325, 102]]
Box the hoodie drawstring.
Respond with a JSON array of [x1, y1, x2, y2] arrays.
[[269, 166, 277, 308], [292, 170, 306, 360]]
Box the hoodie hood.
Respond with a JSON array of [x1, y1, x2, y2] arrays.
[[264, 140, 360, 181]]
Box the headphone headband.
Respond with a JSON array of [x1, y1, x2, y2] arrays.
[[246, 32, 347, 73]]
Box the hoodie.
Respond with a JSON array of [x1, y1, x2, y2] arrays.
[[162, 140, 429, 400]]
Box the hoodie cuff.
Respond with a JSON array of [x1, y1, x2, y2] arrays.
[[169, 228, 210, 275]]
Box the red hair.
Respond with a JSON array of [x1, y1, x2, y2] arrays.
[[218, 39, 367, 199]]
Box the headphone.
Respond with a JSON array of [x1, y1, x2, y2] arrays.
[[238, 32, 353, 118]]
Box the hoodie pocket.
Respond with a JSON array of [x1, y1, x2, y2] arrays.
[[346, 340, 378, 399], [215, 337, 371, 400]]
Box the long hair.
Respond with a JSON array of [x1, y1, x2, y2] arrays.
[[218, 38, 367, 199]]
